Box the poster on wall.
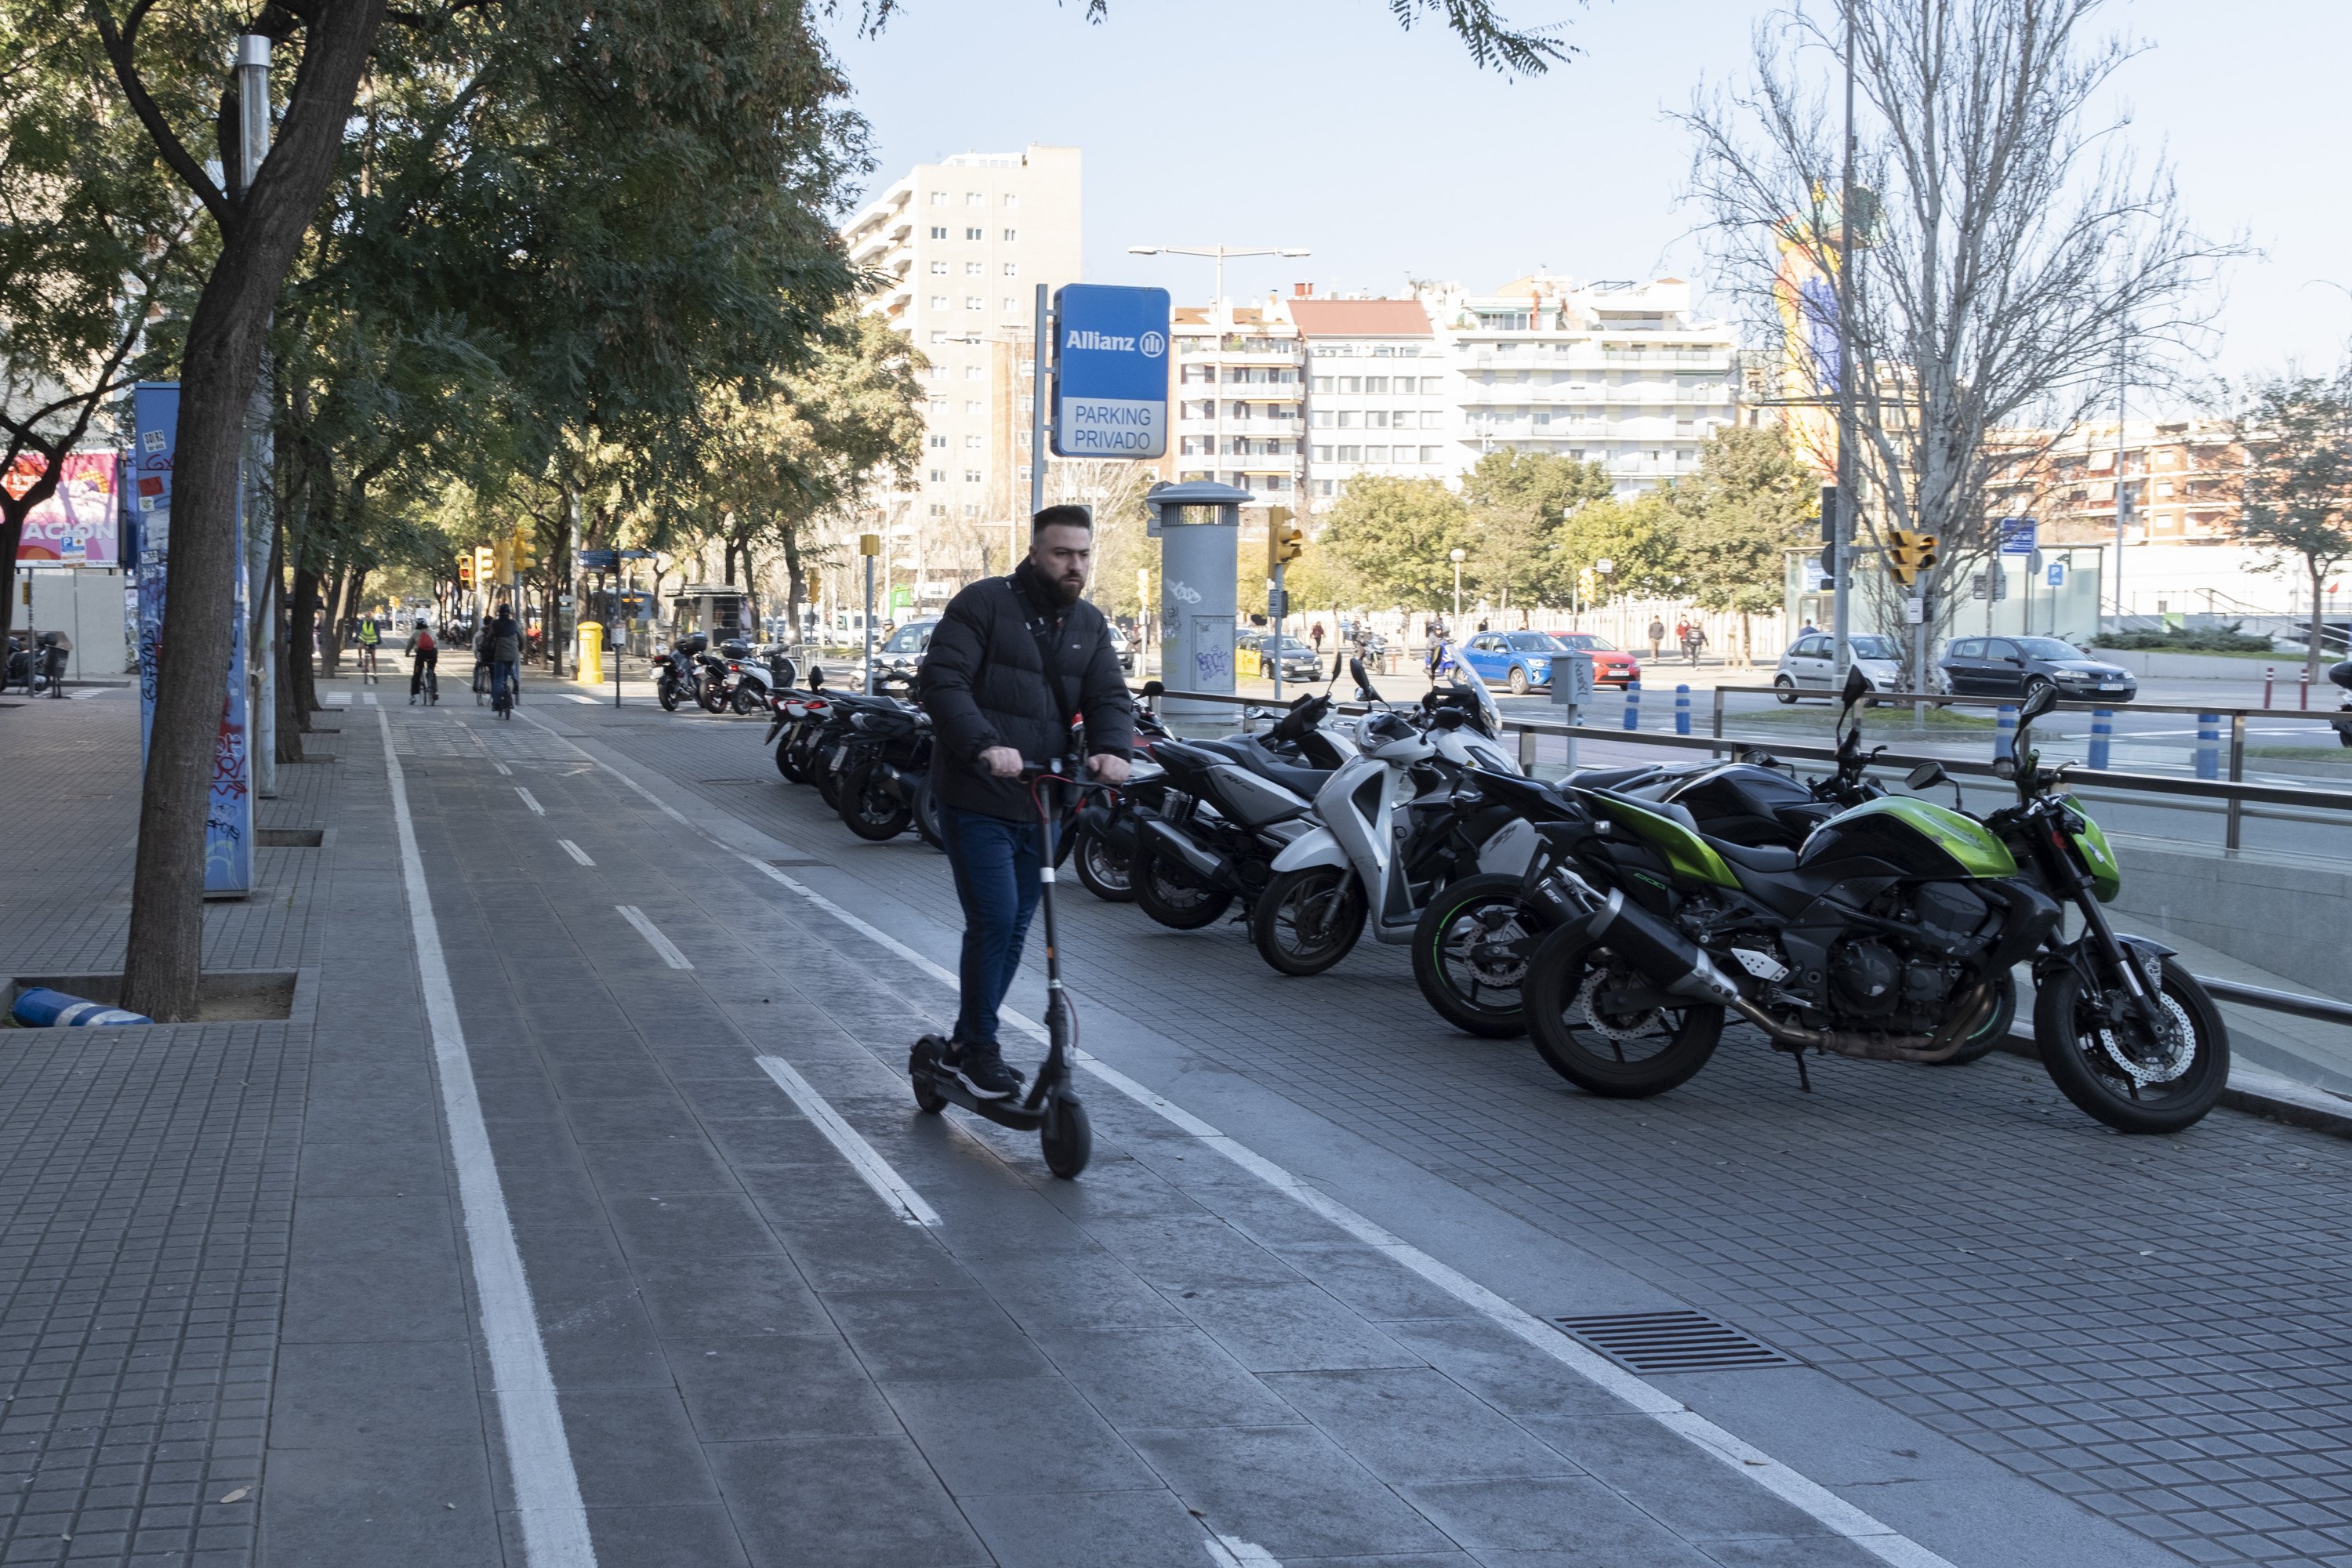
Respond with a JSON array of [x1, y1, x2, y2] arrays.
[[6, 452, 122, 564], [132, 381, 250, 897]]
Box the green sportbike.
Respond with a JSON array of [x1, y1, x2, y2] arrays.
[[1520, 672, 2229, 1134]]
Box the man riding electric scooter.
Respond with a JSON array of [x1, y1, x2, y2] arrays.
[[916, 504, 1133, 1099]]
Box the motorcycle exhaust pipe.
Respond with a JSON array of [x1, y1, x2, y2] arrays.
[[1137, 816, 1232, 890]]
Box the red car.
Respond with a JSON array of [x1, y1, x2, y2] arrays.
[[1555, 633, 1641, 687]]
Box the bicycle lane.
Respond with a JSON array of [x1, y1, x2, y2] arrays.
[[489, 700, 2183, 1568]]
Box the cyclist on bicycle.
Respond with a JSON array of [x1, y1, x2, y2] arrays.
[[406, 619, 439, 704], [356, 610, 382, 683]]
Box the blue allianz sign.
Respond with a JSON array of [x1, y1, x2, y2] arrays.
[[1051, 284, 1170, 459]]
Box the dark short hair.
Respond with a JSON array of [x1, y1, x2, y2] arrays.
[[1032, 504, 1092, 535]]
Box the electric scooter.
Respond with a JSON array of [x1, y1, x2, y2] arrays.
[[908, 759, 1094, 1178]]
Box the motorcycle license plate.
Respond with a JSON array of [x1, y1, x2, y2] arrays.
[[829, 744, 848, 766]]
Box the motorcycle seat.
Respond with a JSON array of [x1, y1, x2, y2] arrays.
[[1711, 839, 1798, 874], [1211, 738, 1334, 802]]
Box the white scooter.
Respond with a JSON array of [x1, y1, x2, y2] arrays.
[[1247, 653, 1535, 976]]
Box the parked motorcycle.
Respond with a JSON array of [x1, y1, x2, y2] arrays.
[[655, 635, 706, 713], [5, 630, 69, 696], [834, 702, 935, 841], [2331, 659, 2352, 748], [695, 640, 751, 714], [728, 644, 798, 717]]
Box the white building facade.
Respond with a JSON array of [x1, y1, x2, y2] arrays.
[[1168, 301, 1305, 530], [838, 145, 1081, 604]]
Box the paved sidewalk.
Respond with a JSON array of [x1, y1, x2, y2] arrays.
[[7, 673, 2352, 1567]]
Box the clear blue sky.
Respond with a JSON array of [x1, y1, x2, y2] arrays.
[[826, 0, 2352, 401]]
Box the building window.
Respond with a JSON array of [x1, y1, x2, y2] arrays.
[[1311, 376, 1333, 394], [1003, 262, 1018, 277], [927, 365, 946, 383], [964, 365, 983, 379], [928, 434, 947, 448], [1366, 445, 1389, 463], [964, 261, 982, 276], [928, 397, 948, 414], [1004, 193, 1019, 209], [929, 260, 948, 275], [1181, 436, 1213, 456], [1229, 402, 1250, 420], [965, 401, 982, 414], [927, 468, 945, 483], [929, 226, 948, 239], [1338, 376, 1362, 394], [1364, 376, 1388, 394], [1002, 227, 1018, 241], [964, 468, 982, 483], [1366, 412, 1388, 429], [964, 227, 983, 241], [1182, 366, 1215, 385], [930, 191, 946, 205], [1309, 410, 1332, 428], [928, 331, 946, 344], [929, 295, 947, 310], [1336, 411, 1359, 429], [1420, 411, 1442, 429], [1391, 409, 1411, 427], [965, 191, 983, 206], [1002, 298, 1018, 312], [1338, 446, 1363, 462], [929, 503, 947, 517], [966, 296, 983, 310], [964, 434, 982, 448], [1316, 479, 1335, 496], [965, 504, 979, 517], [1421, 446, 1443, 463], [1313, 445, 1333, 461]]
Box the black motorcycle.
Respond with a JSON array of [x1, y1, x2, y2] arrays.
[[834, 703, 936, 842], [5, 630, 70, 697], [655, 634, 706, 713]]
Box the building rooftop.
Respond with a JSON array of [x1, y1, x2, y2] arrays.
[[1288, 299, 1433, 338]]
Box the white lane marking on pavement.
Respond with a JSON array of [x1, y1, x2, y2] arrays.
[[517, 711, 692, 824], [557, 839, 594, 866], [567, 694, 599, 704], [325, 692, 351, 706], [492, 760, 513, 776], [373, 707, 596, 1568], [753, 1055, 941, 1227], [515, 700, 1958, 1567], [362, 691, 379, 706], [515, 786, 545, 815], [1207, 1537, 1283, 1566], [615, 905, 692, 967]]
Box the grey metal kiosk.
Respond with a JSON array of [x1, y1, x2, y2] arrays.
[[1146, 480, 1248, 732]]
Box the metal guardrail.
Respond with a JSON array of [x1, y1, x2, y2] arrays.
[[1133, 682, 2352, 1031]]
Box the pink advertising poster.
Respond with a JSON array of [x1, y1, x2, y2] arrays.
[[7, 452, 121, 564]]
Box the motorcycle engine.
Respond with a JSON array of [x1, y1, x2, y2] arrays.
[[1821, 884, 2000, 1029], [1827, 939, 1902, 1017]]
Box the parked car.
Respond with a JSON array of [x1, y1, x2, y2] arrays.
[[1549, 633, 1640, 688], [1108, 622, 1138, 675], [1240, 632, 1322, 683], [1939, 635, 2136, 702], [1774, 632, 1904, 702], [868, 617, 938, 688], [1461, 630, 1570, 695]]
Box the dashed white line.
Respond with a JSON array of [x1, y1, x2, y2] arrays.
[[754, 1055, 941, 1226], [373, 707, 596, 1568], [517, 699, 1960, 1568], [492, 760, 513, 776], [514, 786, 545, 815], [615, 905, 692, 968], [557, 839, 594, 866], [362, 691, 379, 706], [568, 694, 598, 705]]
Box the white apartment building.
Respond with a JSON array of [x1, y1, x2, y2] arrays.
[[1168, 302, 1305, 529], [838, 145, 1081, 602], [1420, 274, 1739, 496], [1293, 296, 1450, 503]]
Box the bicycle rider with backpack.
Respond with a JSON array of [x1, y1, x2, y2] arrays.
[[406, 618, 440, 704]]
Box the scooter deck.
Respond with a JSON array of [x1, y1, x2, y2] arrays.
[[914, 1066, 1054, 1131]]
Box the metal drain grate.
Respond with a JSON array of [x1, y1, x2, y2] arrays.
[[768, 857, 829, 868], [1554, 1311, 1796, 1374]]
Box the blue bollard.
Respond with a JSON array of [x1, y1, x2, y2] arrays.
[[1623, 681, 1642, 731], [9, 987, 151, 1028], [2195, 713, 2219, 780], [1675, 684, 1692, 736], [2089, 709, 2112, 770], [1994, 705, 2016, 760]]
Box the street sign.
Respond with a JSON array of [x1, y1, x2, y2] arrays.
[[1903, 596, 1924, 626], [1970, 572, 1988, 601], [1268, 587, 1288, 620], [579, 548, 618, 571], [618, 547, 654, 560], [1990, 564, 2009, 601], [1051, 284, 1171, 459], [2047, 561, 2066, 587], [1997, 516, 2037, 555]]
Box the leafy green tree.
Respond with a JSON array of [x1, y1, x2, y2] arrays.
[[1458, 449, 1612, 613], [1558, 492, 1683, 601], [1673, 426, 1817, 662], [1319, 476, 1472, 616], [2235, 368, 2352, 682]]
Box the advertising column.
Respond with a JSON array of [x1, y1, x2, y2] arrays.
[[132, 381, 252, 897]]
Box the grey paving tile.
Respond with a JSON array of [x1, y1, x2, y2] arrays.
[[1125, 1424, 1455, 1559], [1033, 1326, 1302, 1431], [582, 1504, 752, 1568], [579, 1137, 742, 1195], [958, 1486, 1223, 1568], [256, 1437, 501, 1568], [1374, 1319, 1634, 1418], [605, 1193, 782, 1261], [280, 1257, 470, 1345], [635, 1257, 831, 1338], [1401, 1474, 1718, 1563], [1518, 1414, 1845, 1543], [1264, 1368, 1581, 1486], [884, 1375, 1161, 1495], [957, 1249, 1196, 1332], [822, 1289, 1053, 1383], [666, 1334, 899, 1441], [1270, 1241, 1491, 1324], [267, 1341, 481, 1450], [546, 1388, 717, 1508], [1162, 1279, 1420, 1374], [706, 1435, 991, 1568], [1693, 1535, 1897, 1568]]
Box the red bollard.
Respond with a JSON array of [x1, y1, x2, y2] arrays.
[[2263, 666, 2274, 709]]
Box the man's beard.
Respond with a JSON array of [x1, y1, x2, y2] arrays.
[[1047, 570, 1085, 607]]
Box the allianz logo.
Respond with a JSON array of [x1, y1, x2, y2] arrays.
[[1065, 328, 1166, 358]]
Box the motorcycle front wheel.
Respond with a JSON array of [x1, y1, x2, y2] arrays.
[[1522, 926, 1723, 1097], [1133, 845, 1234, 931], [2034, 953, 2227, 1134], [1250, 866, 1367, 976], [913, 779, 947, 851], [1412, 873, 1550, 1038], [815, 746, 848, 810], [1073, 827, 1134, 902]]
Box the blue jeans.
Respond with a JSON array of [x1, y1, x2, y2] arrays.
[[491, 660, 517, 704], [941, 806, 1043, 1051]]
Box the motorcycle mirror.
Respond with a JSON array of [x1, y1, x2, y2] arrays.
[[807, 666, 825, 691], [1905, 760, 1947, 791], [2019, 682, 2059, 723], [1839, 664, 1870, 710], [1141, 679, 1164, 699]]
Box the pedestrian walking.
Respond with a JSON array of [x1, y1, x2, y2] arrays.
[[1311, 622, 1325, 654], [355, 610, 382, 683], [1648, 617, 1666, 661], [406, 619, 439, 704], [1683, 623, 1708, 666], [916, 506, 1133, 1100]]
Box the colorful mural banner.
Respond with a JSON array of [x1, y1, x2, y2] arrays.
[[7, 452, 122, 564], [132, 381, 251, 897], [1772, 219, 1842, 479]]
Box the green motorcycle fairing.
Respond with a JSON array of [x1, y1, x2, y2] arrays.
[[1578, 789, 1740, 890], [1803, 796, 2019, 880], [2061, 797, 2122, 903]]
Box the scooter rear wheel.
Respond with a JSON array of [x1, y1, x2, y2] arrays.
[[1073, 828, 1134, 902], [912, 1074, 947, 1114], [1133, 847, 1234, 931], [658, 680, 681, 712], [1040, 1098, 1091, 1178], [1250, 866, 1367, 976]]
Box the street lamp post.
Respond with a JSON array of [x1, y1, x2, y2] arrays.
[[1450, 547, 1467, 635], [1127, 244, 1312, 304]]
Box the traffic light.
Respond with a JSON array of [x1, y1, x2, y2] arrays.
[[804, 569, 822, 603], [1818, 485, 1839, 545], [492, 540, 513, 581], [474, 545, 496, 586], [1577, 567, 1599, 602], [1266, 506, 1304, 568], [1886, 530, 1940, 587], [458, 552, 474, 589], [513, 532, 538, 572]]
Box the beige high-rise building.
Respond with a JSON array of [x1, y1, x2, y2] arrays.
[[840, 145, 1081, 609]]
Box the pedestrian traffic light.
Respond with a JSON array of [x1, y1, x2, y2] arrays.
[[1267, 506, 1304, 568], [1886, 530, 1940, 587]]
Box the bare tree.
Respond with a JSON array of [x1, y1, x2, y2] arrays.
[[1682, 0, 2238, 670], [2234, 368, 2352, 681]]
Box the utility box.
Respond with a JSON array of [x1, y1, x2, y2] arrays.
[[1146, 481, 1250, 731]]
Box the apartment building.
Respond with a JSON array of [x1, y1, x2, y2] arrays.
[[837, 145, 1081, 604], [1168, 302, 1305, 528], [1293, 298, 1447, 503], [2022, 419, 2241, 545]]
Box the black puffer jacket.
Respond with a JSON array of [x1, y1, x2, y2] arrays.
[[918, 561, 1135, 820]]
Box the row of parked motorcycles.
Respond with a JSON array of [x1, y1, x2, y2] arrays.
[[4, 630, 71, 696], [653, 633, 800, 718], [750, 641, 2228, 1136]]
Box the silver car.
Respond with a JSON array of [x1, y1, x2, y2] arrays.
[[1774, 632, 1904, 702]]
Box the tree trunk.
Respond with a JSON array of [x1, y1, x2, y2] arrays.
[[0, 517, 22, 648], [289, 561, 322, 720], [780, 533, 803, 646]]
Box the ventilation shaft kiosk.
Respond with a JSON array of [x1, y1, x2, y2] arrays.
[[1145, 480, 1249, 734]]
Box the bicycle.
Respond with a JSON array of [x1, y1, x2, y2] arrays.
[[357, 644, 380, 684]]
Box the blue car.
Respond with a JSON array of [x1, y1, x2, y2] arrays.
[[1462, 630, 1569, 695]]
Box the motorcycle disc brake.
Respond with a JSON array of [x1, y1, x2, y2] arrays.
[[1579, 965, 1663, 1042], [2092, 989, 2196, 1087], [1450, 909, 1530, 986]]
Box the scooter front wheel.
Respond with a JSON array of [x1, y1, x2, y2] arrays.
[[1250, 866, 1367, 977], [1040, 1096, 1091, 1178]]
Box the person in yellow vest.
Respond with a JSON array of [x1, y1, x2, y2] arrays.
[[355, 609, 383, 683]]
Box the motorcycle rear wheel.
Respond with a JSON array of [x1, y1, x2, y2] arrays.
[[1522, 926, 1722, 1097], [773, 731, 802, 782], [2034, 953, 2227, 1133], [815, 748, 848, 809], [1412, 873, 1550, 1038], [837, 760, 912, 841], [657, 679, 681, 712], [913, 780, 947, 851], [1250, 866, 1367, 976], [1133, 846, 1234, 931], [698, 683, 728, 715], [731, 686, 761, 717], [1073, 827, 1134, 902]]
